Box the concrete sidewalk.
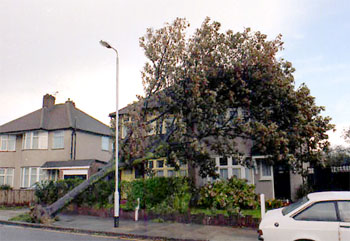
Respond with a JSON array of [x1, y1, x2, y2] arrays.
[[0, 209, 258, 241]]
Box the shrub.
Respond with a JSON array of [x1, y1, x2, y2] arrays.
[[198, 177, 258, 210], [0, 184, 13, 190], [34, 178, 115, 208], [122, 177, 191, 213]]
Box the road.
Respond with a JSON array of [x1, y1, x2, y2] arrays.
[[0, 224, 149, 241]]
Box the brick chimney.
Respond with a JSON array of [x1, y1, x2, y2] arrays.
[[43, 94, 55, 108]]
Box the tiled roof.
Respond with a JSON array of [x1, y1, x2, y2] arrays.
[[0, 101, 112, 136]]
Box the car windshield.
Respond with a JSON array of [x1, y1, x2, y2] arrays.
[[282, 196, 309, 216]]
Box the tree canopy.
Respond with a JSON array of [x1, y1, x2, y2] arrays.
[[119, 17, 334, 179]]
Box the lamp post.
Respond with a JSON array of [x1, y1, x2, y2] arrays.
[[100, 40, 120, 227]]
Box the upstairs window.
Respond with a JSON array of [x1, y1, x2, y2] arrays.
[[23, 131, 48, 150], [52, 131, 64, 149], [0, 135, 16, 151], [101, 136, 110, 151]]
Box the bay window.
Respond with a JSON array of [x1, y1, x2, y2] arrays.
[[21, 167, 47, 188]]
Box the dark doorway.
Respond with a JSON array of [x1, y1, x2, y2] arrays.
[[273, 164, 291, 200]]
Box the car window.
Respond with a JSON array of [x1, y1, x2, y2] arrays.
[[294, 201, 338, 222], [338, 201, 350, 222], [282, 196, 309, 216]]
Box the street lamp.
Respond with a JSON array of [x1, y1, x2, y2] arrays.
[[100, 40, 120, 228]]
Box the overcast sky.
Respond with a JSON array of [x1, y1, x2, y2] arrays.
[[1, 0, 349, 147]]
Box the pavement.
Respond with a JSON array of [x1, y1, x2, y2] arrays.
[[0, 208, 258, 241]]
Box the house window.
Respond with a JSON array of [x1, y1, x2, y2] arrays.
[[259, 159, 273, 180], [101, 136, 110, 151], [156, 170, 164, 177], [47, 170, 59, 181], [213, 156, 254, 184], [23, 131, 48, 150], [0, 168, 14, 187], [168, 170, 175, 177], [220, 168, 228, 179], [219, 157, 228, 166], [180, 170, 187, 176], [148, 161, 154, 169], [0, 135, 16, 151], [21, 167, 47, 188], [157, 160, 164, 168], [52, 131, 64, 149], [232, 168, 241, 178]]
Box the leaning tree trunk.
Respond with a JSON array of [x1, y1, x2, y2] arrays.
[[30, 159, 115, 224], [30, 122, 175, 224]]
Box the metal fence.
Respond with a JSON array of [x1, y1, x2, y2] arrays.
[[0, 189, 35, 206]]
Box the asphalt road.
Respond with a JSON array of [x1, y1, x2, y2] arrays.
[[0, 224, 149, 241]]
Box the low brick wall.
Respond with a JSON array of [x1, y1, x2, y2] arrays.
[[0, 190, 35, 206], [63, 205, 260, 229]]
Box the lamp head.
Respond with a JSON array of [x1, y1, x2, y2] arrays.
[[100, 40, 112, 49]]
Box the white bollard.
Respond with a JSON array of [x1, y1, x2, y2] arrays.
[[260, 194, 265, 219], [135, 198, 140, 221]]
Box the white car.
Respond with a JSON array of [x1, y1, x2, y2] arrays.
[[258, 191, 350, 241]]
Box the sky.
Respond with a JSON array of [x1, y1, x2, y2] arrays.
[[1, 0, 349, 147]]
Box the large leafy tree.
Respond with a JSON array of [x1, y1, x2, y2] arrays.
[[120, 17, 334, 182], [31, 17, 334, 223]]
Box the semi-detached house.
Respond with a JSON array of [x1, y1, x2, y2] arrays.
[[0, 94, 112, 189]]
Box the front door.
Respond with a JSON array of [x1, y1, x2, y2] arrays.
[[273, 164, 291, 200]]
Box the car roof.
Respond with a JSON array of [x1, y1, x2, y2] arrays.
[[307, 191, 350, 201]]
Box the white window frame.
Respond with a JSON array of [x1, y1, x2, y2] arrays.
[[23, 131, 48, 150], [101, 136, 110, 151], [0, 135, 16, 152], [214, 156, 254, 184], [52, 130, 64, 149], [258, 158, 273, 181], [20, 167, 47, 188], [0, 168, 14, 187]]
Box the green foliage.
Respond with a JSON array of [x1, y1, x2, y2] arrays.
[[34, 178, 115, 208], [121, 177, 191, 213], [121, 17, 334, 182], [35, 179, 83, 205], [9, 212, 34, 223], [0, 184, 13, 190], [198, 177, 258, 210]]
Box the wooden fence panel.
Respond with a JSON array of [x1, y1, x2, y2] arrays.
[[0, 190, 35, 206]]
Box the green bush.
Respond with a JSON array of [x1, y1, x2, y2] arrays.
[[198, 177, 258, 210], [121, 177, 191, 213], [34, 178, 115, 208], [0, 184, 13, 190]]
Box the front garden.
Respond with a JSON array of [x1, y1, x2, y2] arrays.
[[31, 176, 287, 227]]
